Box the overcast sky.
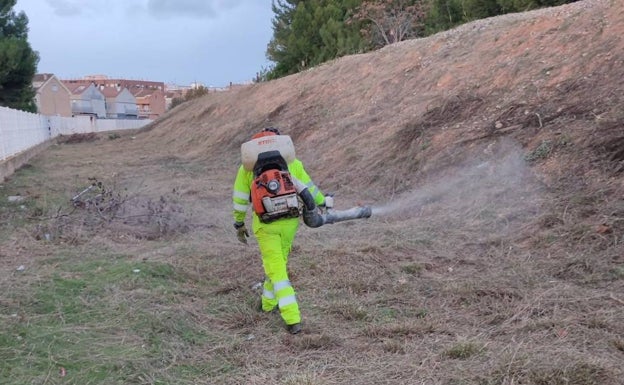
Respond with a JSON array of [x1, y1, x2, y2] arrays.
[[15, 0, 274, 87]]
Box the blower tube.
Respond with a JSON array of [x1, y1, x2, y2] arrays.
[[293, 179, 372, 228]]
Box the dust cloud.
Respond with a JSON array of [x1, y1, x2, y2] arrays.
[[372, 139, 544, 236]]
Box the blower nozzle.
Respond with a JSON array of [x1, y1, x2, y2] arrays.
[[293, 180, 372, 228], [302, 205, 372, 228]]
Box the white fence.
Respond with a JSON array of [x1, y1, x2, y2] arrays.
[[0, 106, 152, 161]]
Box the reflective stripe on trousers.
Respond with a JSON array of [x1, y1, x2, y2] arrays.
[[261, 278, 298, 317], [255, 216, 300, 325]]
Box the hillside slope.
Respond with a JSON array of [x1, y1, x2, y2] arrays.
[[146, 0, 623, 200]]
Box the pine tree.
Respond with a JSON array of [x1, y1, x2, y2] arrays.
[[266, 0, 366, 79], [0, 0, 39, 112]]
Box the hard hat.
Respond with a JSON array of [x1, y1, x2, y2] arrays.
[[252, 127, 281, 139]]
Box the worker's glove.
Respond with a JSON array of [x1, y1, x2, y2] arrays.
[[234, 222, 249, 244]]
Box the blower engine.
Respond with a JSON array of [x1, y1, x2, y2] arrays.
[[241, 134, 372, 227], [250, 151, 300, 223]]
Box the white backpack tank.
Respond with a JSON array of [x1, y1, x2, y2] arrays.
[[240, 135, 295, 172]]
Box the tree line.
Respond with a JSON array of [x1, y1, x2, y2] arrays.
[[260, 0, 579, 81]]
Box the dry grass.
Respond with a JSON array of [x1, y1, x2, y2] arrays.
[[2, 0, 624, 384]]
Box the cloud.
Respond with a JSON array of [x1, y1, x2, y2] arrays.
[[44, 0, 82, 16], [44, 0, 109, 17], [147, 0, 215, 18], [41, 0, 254, 19], [146, 0, 245, 19]]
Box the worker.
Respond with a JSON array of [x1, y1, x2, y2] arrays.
[[232, 127, 325, 334]]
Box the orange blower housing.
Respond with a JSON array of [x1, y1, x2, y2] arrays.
[[251, 151, 300, 223]]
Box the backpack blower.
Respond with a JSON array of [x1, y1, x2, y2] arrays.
[[241, 134, 372, 227]]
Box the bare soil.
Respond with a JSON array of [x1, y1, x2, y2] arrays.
[[2, 0, 624, 384]]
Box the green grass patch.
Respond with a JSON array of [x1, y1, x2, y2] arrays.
[[0, 253, 232, 385]]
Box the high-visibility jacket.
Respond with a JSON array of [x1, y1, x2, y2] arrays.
[[232, 158, 324, 326], [232, 159, 325, 225]]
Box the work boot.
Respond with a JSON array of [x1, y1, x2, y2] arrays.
[[287, 323, 302, 335]]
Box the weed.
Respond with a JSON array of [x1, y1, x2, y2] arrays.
[[283, 372, 325, 385], [382, 339, 406, 354], [344, 146, 361, 162], [525, 140, 553, 162], [532, 233, 558, 248], [59, 132, 99, 144], [375, 306, 399, 321], [415, 308, 428, 318], [529, 362, 609, 385], [557, 134, 573, 147], [445, 341, 483, 359], [400, 263, 423, 275], [217, 303, 263, 330], [362, 321, 434, 338], [286, 333, 340, 350], [329, 301, 369, 321], [610, 265, 624, 280]]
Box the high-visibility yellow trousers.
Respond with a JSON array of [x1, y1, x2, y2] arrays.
[[253, 216, 300, 326]]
